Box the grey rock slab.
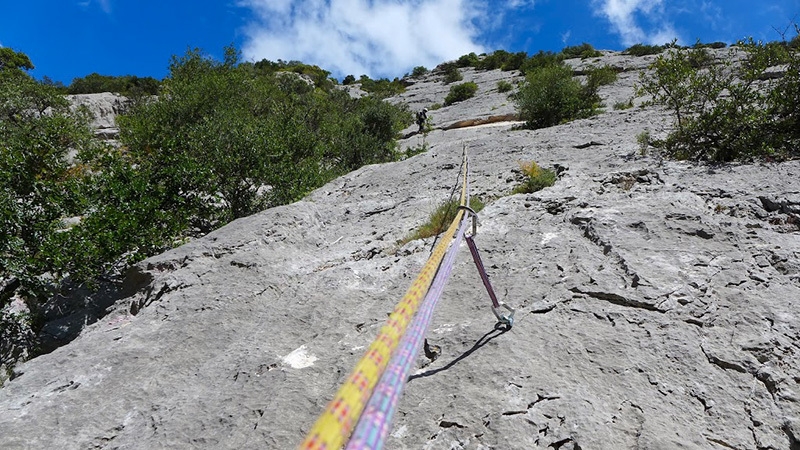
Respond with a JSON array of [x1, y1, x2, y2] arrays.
[[2, 51, 800, 450], [67, 92, 130, 134]]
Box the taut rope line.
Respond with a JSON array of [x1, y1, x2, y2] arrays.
[[298, 147, 512, 450], [298, 152, 470, 450]]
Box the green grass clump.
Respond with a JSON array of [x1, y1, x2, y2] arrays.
[[513, 161, 556, 194], [402, 197, 485, 244], [614, 99, 634, 110]]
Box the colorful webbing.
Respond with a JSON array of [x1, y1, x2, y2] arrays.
[[298, 154, 470, 450], [346, 214, 471, 450], [465, 235, 500, 308]]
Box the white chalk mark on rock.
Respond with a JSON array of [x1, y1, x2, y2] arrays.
[[282, 345, 318, 369]]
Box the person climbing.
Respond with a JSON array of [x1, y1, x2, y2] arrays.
[[416, 107, 428, 133]]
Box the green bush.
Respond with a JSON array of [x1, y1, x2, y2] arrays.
[[614, 99, 634, 110], [475, 50, 524, 71], [0, 49, 104, 307], [442, 63, 463, 84], [693, 41, 727, 49], [624, 43, 665, 56], [515, 63, 597, 129], [586, 65, 619, 88], [636, 130, 651, 155], [411, 66, 429, 77], [2, 45, 416, 369], [444, 81, 478, 105], [0, 47, 34, 71], [456, 53, 480, 68], [251, 58, 335, 90], [562, 43, 602, 59], [791, 34, 800, 49], [686, 47, 713, 68], [68, 73, 161, 97], [637, 39, 800, 161], [497, 80, 514, 93], [356, 75, 406, 98], [512, 161, 556, 194], [520, 50, 563, 74]]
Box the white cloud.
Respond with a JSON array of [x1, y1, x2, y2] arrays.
[[591, 0, 679, 46], [237, 0, 491, 78], [506, 0, 535, 7], [78, 0, 112, 14], [97, 0, 112, 13]]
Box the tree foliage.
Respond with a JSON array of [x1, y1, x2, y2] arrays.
[[68, 73, 161, 97], [444, 81, 478, 105], [514, 64, 599, 129], [637, 39, 800, 161], [0, 47, 34, 72], [356, 75, 406, 97], [561, 43, 603, 59], [1, 46, 411, 363], [0, 52, 102, 306]]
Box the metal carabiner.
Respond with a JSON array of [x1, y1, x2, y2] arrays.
[[492, 302, 515, 329]]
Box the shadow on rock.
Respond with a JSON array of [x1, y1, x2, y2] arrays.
[[408, 323, 510, 381]]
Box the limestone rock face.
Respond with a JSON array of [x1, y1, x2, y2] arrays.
[[2, 50, 799, 450], [68, 92, 130, 140]]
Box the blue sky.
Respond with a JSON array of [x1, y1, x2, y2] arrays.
[[1, 0, 799, 85]]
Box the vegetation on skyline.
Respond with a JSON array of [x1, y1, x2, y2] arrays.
[[638, 37, 800, 161]]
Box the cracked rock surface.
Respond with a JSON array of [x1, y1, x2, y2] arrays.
[[2, 49, 800, 449]]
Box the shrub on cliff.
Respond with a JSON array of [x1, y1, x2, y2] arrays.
[[68, 73, 161, 97], [120, 46, 410, 223], [638, 39, 800, 161], [624, 43, 665, 56], [444, 82, 478, 105], [441, 63, 463, 84], [515, 64, 598, 129], [0, 48, 105, 324], [561, 43, 602, 59]]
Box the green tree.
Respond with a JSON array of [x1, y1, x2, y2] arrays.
[[624, 43, 665, 57], [520, 50, 563, 74], [0, 47, 34, 71], [440, 63, 463, 84], [411, 66, 428, 77], [637, 40, 800, 161], [0, 51, 101, 306], [515, 64, 595, 129]]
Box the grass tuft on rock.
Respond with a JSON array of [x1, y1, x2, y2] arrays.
[[513, 161, 556, 194], [401, 197, 485, 245]]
